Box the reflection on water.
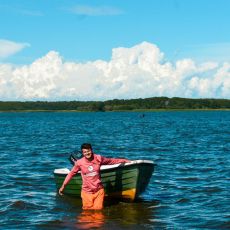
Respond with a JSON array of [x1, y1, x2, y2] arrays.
[[57, 195, 162, 229], [76, 210, 105, 229], [103, 201, 161, 228], [75, 198, 162, 229]]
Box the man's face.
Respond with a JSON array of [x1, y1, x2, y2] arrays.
[[82, 148, 93, 159]]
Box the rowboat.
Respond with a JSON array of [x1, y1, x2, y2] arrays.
[[54, 160, 155, 201]]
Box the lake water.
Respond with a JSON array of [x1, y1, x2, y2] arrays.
[[0, 111, 229, 229]]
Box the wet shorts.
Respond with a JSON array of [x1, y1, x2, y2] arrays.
[[81, 188, 105, 210]]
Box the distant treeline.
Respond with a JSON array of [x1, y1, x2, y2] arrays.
[[0, 97, 230, 111]]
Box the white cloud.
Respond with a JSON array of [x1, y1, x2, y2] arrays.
[[0, 39, 30, 59], [0, 41, 229, 101], [70, 5, 123, 16]]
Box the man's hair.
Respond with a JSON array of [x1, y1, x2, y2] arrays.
[[81, 143, 92, 150]]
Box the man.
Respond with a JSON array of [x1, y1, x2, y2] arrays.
[[59, 143, 130, 210]]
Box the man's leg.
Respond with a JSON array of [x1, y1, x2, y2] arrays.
[[81, 190, 94, 210], [92, 188, 105, 210]]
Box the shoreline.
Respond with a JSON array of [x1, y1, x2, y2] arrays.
[[0, 97, 229, 112], [0, 108, 230, 112]]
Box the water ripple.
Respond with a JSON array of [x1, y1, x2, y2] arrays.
[[0, 111, 229, 229]]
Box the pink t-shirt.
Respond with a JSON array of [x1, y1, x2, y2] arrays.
[[63, 153, 129, 193]]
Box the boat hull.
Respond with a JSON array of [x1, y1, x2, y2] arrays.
[[54, 160, 155, 201]]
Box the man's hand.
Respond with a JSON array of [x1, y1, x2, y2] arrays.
[[59, 185, 65, 196]]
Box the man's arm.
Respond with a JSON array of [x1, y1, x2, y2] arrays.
[[59, 163, 80, 195], [101, 156, 131, 165]]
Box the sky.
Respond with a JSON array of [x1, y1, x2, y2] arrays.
[[0, 0, 230, 101]]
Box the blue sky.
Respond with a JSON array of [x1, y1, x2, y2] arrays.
[[0, 0, 230, 100]]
